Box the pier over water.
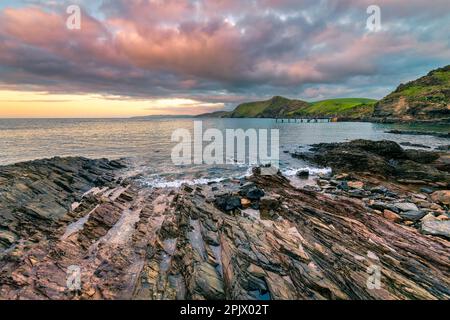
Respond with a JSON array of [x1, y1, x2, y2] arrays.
[[275, 117, 336, 123]]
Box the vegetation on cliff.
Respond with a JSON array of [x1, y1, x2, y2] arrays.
[[197, 65, 449, 122], [373, 65, 450, 121]]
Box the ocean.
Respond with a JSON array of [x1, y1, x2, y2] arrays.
[[0, 118, 448, 187]]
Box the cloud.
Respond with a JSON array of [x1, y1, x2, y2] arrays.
[[0, 0, 449, 109]]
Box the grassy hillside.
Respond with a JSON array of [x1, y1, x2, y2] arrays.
[[290, 98, 377, 117], [200, 96, 378, 119], [229, 96, 309, 118], [374, 65, 450, 121]]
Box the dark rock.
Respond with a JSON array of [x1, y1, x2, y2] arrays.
[[386, 130, 450, 138], [436, 145, 450, 151], [0, 157, 125, 250], [398, 210, 427, 221], [239, 184, 265, 200], [404, 149, 440, 164], [337, 181, 349, 192], [259, 196, 281, 220], [1, 155, 450, 301], [369, 202, 400, 213], [400, 142, 431, 149], [292, 139, 450, 185], [420, 187, 435, 194], [296, 170, 310, 179], [371, 186, 389, 194], [214, 194, 242, 212]]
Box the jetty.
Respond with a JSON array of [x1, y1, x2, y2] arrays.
[[275, 117, 336, 123]]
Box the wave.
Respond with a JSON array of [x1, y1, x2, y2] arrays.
[[281, 166, 332, 177], [140, 165, 329, 189], [142, 176, 227, 188]]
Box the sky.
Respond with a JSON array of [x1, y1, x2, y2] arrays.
[[0, 0, 449, 118]]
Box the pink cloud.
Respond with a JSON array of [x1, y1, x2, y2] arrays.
[[0, 0, 448, 103]]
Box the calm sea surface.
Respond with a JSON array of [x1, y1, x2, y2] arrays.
[[0, 118, 448, 186]]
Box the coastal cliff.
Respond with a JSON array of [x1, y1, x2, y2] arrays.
[[373, 65, 450, 123], [197, 65, 450, 123]]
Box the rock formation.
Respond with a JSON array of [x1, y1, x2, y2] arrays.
[[0, 147, 449, 300], [373, 65, 450, 122]]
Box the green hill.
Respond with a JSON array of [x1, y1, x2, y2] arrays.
[[374, 65, 450, 121], [193, 65, 449, 122], [229, 96, 310, 118], [227, 96, 376, 119], [289, 98, 377, 118]]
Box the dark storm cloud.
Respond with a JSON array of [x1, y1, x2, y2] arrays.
[[0, 0, 449, 107]]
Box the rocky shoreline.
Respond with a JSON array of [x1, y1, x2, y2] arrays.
[[0, 140, 449, 300]]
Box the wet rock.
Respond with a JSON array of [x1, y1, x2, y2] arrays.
[[1, 158, 450, 301], [436, 145, 450, 151], [403, 149, 440, 164], [420, 187, 434, 194], [0, 157, 125, 251], [296, 170, 310, 179], [400, 142, 431, 149], [421, 220, 450, 239], [292, 140, 450, 185]]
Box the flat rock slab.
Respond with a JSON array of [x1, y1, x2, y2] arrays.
[[421, 220, 450, 239]]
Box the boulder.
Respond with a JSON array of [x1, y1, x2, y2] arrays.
[[421, 213, 437, 222], [239, 184, 265, 200], [292, 139, 450, 183], [421, 220, 450, 239], [214, 194, 242, 212], [398, 210, 427, 222], [431, 190, 450, 205], [394, 203, 419, 212], [296, 170, 310, 179], [420, 187, 434, 194], [383, 210, 402, 223]]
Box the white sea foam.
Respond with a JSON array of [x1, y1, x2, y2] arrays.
[[281, 166, 332, 177], [141, 165, 328, 189], [143, 176, 227, 189]]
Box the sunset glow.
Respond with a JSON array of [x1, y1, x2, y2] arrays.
[[0, 0, 449, 117], [0, 90, 224, 118]]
